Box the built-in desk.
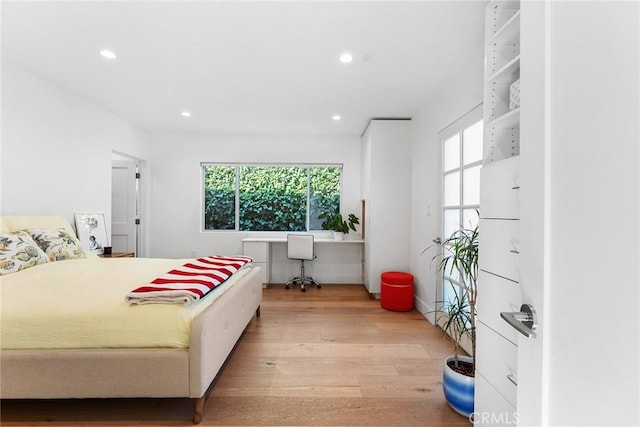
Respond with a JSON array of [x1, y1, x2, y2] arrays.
[[242, 237, 364, 285]]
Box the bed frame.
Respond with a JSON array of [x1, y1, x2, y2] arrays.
[[0, 265, 263, 424]]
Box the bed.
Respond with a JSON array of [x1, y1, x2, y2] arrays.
[[0, 215, 262, 424]]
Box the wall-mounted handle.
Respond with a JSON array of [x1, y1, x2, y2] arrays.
[[500, 304, 537, 338], [511, 185, 520, 190], [432, 237, 442, 245], [510, 249, 520, 254], [506, 373, 518, 386]]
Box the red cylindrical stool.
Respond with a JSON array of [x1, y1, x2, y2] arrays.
[[380, 271, 414, 312]]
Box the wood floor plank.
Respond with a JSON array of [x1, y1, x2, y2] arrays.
[[0, 284, 470, 426], [204, 396, 466, 427]]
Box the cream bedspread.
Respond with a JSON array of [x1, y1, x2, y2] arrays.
[[0, 257, 251, 349]]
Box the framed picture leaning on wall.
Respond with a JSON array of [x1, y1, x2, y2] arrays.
[[74, 212, 109, 254]]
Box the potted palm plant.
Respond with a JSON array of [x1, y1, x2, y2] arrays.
[[432, 223, 478, 417], [318, 212, 359, 240]]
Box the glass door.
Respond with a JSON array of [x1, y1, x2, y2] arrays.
[[439, 106, 483, 321]]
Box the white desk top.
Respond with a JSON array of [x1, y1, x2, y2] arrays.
[[243, 237, 363, 244]]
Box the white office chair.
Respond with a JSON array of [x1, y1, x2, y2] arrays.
[[285, 234, 320, 292]]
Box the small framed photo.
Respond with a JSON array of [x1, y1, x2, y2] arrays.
[[74, 213, 109, 254]]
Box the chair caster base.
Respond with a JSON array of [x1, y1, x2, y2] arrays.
[[285, 277, 319, 292]]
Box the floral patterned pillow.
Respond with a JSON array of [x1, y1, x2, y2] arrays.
[[0, 230, 50, 275], [27, 228, 87, 261]]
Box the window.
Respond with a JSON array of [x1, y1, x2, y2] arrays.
[[439, 105, 483, 312], [202, 164, 342, 231]]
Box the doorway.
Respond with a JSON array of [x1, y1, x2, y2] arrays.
[[111, 153, 143, 256]]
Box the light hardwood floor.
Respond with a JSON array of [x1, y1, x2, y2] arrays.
[[1, 284, 471, 426]]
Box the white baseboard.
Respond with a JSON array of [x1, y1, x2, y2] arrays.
[[414, 294, 436, 325]]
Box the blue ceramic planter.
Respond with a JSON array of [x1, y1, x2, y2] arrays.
[[442, 355, 475, 417]]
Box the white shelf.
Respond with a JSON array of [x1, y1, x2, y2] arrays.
[[490, 9, 520, 46], [488, 107, 520, 129], [488, 55, 520, 83]]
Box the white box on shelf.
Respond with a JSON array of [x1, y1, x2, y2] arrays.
[[509, 79, 520, 110]]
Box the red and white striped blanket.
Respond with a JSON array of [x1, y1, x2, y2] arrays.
[[125, 255, 253, 305]]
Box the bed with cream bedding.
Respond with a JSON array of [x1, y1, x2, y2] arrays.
[[0, 215, 262, 424]]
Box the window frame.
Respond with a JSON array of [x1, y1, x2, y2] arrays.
[[200, 162, 344, 232]]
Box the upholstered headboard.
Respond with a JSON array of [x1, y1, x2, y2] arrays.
[[0, 215, 76, 235], [0, 217, 9, 233]]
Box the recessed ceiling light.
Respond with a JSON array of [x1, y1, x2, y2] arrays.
[[181, 111, 192, 117], [99, 50, 117, 60], [332, 115, 341, 121], [339, 53, 353, 64]]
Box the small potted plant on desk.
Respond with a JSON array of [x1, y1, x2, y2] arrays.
[[318, 212, 360, 240], [430, 223, 478, 418]]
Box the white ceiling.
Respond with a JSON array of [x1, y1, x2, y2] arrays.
[[2, 1, 486, 136]]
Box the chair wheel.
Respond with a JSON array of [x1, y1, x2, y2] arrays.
[[285, 284, 290, 290], [301, 287, 306, 292], [316, 284, 322, 289]]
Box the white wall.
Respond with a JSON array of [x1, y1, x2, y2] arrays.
[[410, 73, 483, 322], [144, 131, 363, 284], [1, 61, 148, 231]]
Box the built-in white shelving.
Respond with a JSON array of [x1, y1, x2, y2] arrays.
[[483, 0, 521, 163], [489, 9, 520, 46], [488, 55, 520, 83], [487, 107, 519, 129], [476, 0, 521, 425]]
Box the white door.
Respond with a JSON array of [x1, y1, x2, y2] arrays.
[[517, 2, 640, 426], [111, 159, 138, 255]]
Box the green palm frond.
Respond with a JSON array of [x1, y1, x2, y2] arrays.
[[429, 222, 479, 372]]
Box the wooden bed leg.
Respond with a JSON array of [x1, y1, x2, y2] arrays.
[[256, 305, 261, 317], [193, 397, 205, 424]]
